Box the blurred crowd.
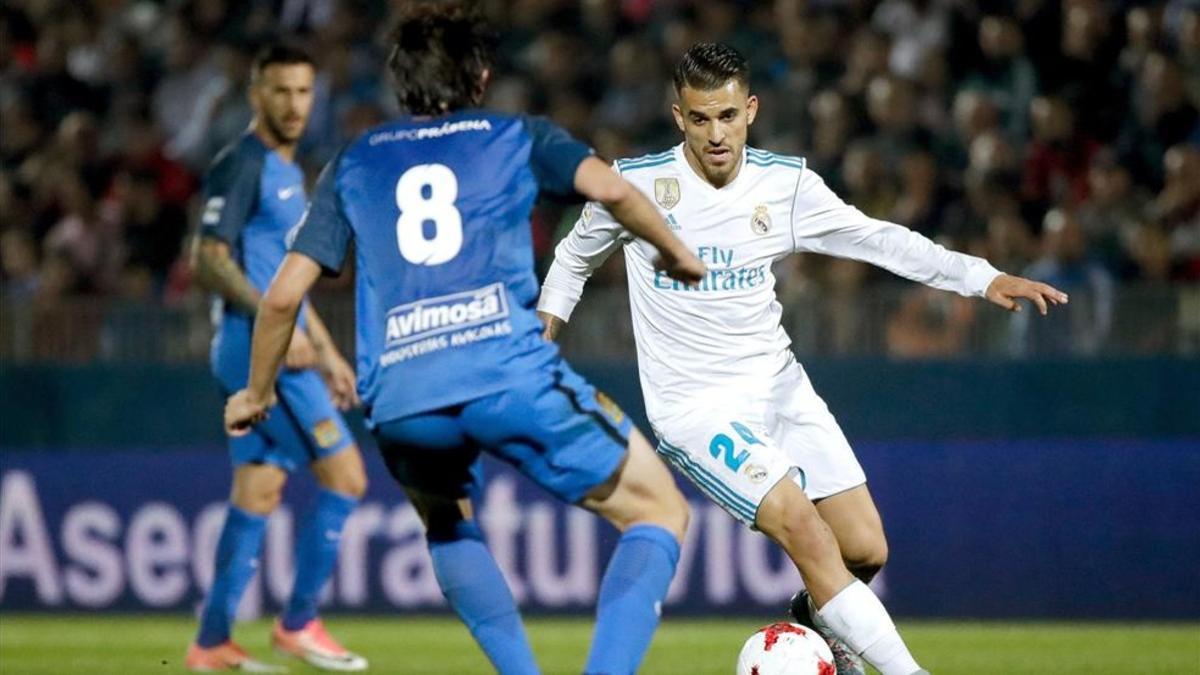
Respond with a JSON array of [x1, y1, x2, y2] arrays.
[[1, 0, 1198, 358]]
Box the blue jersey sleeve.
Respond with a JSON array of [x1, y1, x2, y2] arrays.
[[289, 153, 353, 276], [198, 144, 263, 245], [523, 116, 593, 198]]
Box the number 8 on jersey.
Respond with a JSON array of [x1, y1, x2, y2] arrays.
[[396, 163, 463, 265]]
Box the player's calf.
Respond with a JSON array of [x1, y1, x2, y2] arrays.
[[580, 429, 689, 541], [579, 430, 689, 674], [410, 490, 539, 675], [815, 485, 889, 584], [756, 480, 853, 606], [278, 447, 366, 663], [758, 480, 923, 675]]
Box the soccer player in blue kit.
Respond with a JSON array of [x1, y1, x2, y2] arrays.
[[223, 4, 705, 674], [187, 44, 368, 672]]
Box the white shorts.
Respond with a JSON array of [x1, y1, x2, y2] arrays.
[[651, 361, 866, 525]]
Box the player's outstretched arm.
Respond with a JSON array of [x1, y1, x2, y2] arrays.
[[573, 157, 704, 284], [791, 169, 1070, 314], [984, 273, 1068, 315], [225, 252, 323, 435]]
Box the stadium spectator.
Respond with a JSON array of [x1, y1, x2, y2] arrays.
[[1119, 52, 1200, 186], [1022, 95, 1100, 210], [1077, 151, 1150, 272], [1154, 143, 1200, 278], [0, 0, 1195, 360], [886, 285, 976, 358], [0, 228, 39, 302], [964, 15, 1037, 141], [1013, 209, 1115, 356]]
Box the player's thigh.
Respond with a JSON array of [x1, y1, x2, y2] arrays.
[[461, 361, 632, 506], [577, 427, 688, 540], [814, 484, 888, 567], [310, 445, 368, 498], [772, 369, 867, 501], [273, 369, 355, 462], [372, 409, 483, 505], [656, 404, 804, 528]]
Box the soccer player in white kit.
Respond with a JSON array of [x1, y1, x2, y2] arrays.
[[538, 43, 1068, 675]]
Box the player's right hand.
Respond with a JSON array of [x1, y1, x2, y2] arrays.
[[225, 389, 276, 436], [285, 329, 318, 370], [655, 247, 706, 285]]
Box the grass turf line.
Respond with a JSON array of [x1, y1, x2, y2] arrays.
[[0, 615, 1197, 674]]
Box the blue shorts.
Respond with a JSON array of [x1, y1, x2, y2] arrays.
[[222, 369, 355, 472], [372, 360, 630, 504]]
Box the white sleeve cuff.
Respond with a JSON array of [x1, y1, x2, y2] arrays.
[[537, 285, 579, 323], [964, 262, 1004, 298]]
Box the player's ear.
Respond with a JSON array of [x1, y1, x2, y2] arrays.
[[746, 94, 759, 126], [672, 102, 685, 133]]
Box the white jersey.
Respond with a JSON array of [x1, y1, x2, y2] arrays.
[[538, 144, 1001, 428]]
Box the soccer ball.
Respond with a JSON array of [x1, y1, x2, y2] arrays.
[[735, 622, 836, 675]]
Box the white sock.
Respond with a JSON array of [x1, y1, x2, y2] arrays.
[[816, 580, 922, 675]]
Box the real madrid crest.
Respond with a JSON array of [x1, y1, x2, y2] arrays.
[[751, 205, 772, 235], [654, 177, 681, 210]]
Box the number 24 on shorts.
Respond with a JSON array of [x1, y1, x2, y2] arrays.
[[710, 421, 763, 473]]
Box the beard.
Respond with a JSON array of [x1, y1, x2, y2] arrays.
[[263, 112, 304, 145]]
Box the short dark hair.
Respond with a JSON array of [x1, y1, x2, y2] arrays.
[[673, 42, 750, 93], [387, 1, 497, 115], [250, 42, 315, 81]]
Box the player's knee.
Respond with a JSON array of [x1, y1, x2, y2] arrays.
[[328, 469, 367, 500], [653, 485, 690, 542], [632, 459, 690, 540], [844, 538, 888, 582], [425, 517, 483, 545], [313, 446, 368, 498], [232, 485, 282, 515], [761, 489, 835, 560]]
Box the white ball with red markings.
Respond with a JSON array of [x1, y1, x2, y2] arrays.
[[735, 622, 836, 675]]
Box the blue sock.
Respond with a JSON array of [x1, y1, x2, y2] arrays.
[[196, 506, 268, 647], [428, 520, 538, 675], [585, 524, 680, 675], [282, 488, 358, 630]]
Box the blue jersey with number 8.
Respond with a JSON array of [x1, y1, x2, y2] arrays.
[[290, 110, 593, 426]]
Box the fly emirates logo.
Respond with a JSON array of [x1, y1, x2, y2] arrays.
[[381, 283, 512, 366]]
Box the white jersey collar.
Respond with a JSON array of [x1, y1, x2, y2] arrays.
[[674, 143, 751, 194]]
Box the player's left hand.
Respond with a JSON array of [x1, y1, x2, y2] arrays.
[[320, 353, 360, 411], [985, 274, 1069, 315], [225, 389, 276, 436], [285, 329, 318, 370]]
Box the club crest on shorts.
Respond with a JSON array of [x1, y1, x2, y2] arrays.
[[750, 205, 771, 235], [743, 462, 769, 484], [594, 391, 626, 425], [312, 419, 342, 448], [654, 177, 681, 210]]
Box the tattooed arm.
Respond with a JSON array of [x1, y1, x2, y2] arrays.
[[192, 236, 317, 369], [191, 237, 262, 315]]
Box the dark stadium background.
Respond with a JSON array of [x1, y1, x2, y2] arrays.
[[1, 0, 1198, 633]]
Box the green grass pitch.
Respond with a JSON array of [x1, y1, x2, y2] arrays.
[[1, 615, 1197, 674]]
